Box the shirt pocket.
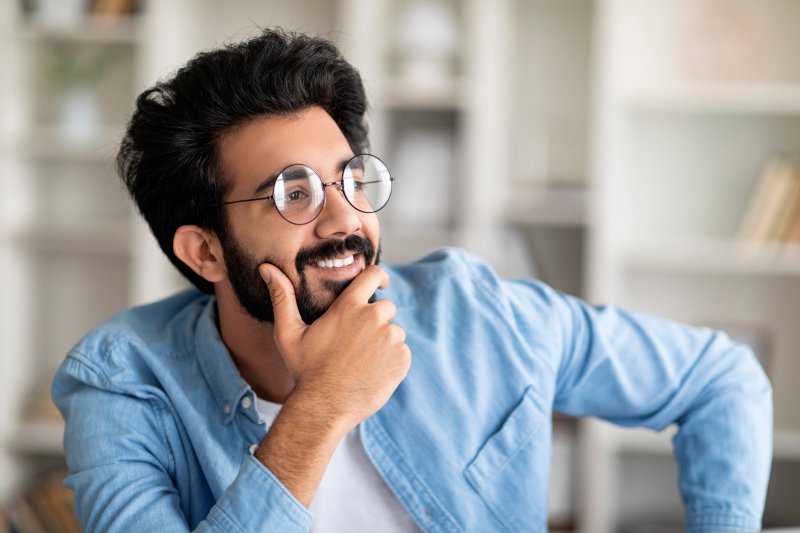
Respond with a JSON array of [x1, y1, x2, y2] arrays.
[[464, 386, 551, 533]]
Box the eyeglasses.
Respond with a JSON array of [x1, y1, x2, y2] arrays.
[[214, 153, 393, 225]]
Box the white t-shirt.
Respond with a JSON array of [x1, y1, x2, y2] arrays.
[[256, 398, 421, 532]]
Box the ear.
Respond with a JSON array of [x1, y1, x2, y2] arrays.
[[173, 225, 227, 284]]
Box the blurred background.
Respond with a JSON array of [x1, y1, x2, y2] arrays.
[[1, 0, 799, 531]]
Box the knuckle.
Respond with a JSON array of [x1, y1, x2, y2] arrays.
[[374, 300, 396, 317], [389, 324, 406, 343]]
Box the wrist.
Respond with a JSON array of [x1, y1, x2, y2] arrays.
[[281, 386, 353, 441]]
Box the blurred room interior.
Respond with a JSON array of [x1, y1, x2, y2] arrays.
[[0, 0, 798, 531]]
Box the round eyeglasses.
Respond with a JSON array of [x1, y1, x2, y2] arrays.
[[214, 154, 393, 225]]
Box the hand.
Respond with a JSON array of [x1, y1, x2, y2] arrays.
[[259, 264, 411, 434]]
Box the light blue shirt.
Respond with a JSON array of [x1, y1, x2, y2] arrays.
[[52, 248, 772, 532]]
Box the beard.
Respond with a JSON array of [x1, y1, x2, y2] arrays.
[[221, 233, 380, 325]]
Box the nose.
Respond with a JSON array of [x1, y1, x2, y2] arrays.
[[313, 183, 362, 238]]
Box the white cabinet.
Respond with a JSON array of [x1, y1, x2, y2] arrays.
[[582, 0, 800, 530]]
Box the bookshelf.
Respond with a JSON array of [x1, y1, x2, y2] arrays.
[[583, 0, 800, 531], [0, 0, 159, 506]]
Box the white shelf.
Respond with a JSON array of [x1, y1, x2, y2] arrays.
[[622, 238, 800, 276], [12, 219, 132, 256], [6, 420, 64, 456], [608, 425, 800, 462], [612, 425, 676, 454], [624, 83, 800, 115], [506, 185, 588, 228], [18, 15, 142, 45], [380, 226, 459, 264], [5, 126, 125, 162], [376, 76, 467, 111]]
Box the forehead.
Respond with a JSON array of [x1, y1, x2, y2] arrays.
[[217, 106, 353, 197]]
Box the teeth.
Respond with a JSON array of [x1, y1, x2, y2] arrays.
[[315, 254, 355, 268]]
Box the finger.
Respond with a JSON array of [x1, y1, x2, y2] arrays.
[[388, 323, 406, 344], [259, 263, 305, 335], [369, 299, 397, 324], [340, 265, 389, 303]]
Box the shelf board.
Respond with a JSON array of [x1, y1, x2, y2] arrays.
[[9, 126, 125, 162], [612, 425, 676, 454], [6, 420, 64, 456], [18, 15, 143, 45], [376, 76, 467, 111], [774, 430, 800, 462], [623, 238, 800, 276], [608, 424, 800, 461], [625, 83, 800, 115], [505, 184, 588, 227], [12, 219, 132, 256]]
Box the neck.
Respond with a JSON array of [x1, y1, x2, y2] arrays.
[[215, 284, 295, 404]]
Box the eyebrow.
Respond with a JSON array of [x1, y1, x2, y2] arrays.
[[251, 155, 354, 197]]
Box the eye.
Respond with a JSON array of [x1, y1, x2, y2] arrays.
[[286, 189, 309, 202]]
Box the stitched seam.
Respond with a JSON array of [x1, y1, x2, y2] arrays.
[[146, 398, 176, 478]]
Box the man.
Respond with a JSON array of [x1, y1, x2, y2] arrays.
[[52, 28, 771, 532]]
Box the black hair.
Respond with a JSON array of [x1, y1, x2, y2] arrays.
[[117, 28, 369, 293]]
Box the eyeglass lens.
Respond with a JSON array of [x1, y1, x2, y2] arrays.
[[272, 154, 392, 224]]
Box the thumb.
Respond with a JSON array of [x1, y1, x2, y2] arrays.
[[259, 263, 305, 335]]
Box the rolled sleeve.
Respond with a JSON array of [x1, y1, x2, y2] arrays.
[[209, 455, 312, 532]]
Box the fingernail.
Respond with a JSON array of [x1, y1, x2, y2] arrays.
[[259, 265, 271, 284]]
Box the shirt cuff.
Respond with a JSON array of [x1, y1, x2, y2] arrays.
[[686, 511, 761, 532], [207, 455, 313, 533]]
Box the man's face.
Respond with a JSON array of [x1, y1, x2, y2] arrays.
[[216, 106, 380, 324]]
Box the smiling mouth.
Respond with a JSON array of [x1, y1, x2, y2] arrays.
[[314, 253, 356, 269]]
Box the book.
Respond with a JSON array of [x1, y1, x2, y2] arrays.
[[786, 202, 800, 242], [91, 0, 137, 17], [5, 471, 82, 533], [736, 157, 782, 241], [737, 156, 795, 242], [781, 163, 800, 243], [769, 158, 800, 241], [36, 474, 82, 533], [6, 497, 47, 533]]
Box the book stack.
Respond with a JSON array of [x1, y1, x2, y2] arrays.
[[3, 470, 81, 533], [91, 0, 138, 17], [736, 155, 800, 243]]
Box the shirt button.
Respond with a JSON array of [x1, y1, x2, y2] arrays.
[[249, 443, 258, 455], [241, 396, 252, 409], [223, 403, 231, 415]]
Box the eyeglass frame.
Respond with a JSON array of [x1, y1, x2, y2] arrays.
[[211, 153, 394, 226]]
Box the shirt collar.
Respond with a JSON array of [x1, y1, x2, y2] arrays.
[[194, 296, 254, 425]]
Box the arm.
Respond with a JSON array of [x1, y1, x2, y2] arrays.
[[53, 358, 315, 533], [255, 264, 411, 506], [502, 279, 771, 532], [54, 265, 410, 531]]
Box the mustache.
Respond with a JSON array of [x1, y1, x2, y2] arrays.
[[294, 234, 376, 271]]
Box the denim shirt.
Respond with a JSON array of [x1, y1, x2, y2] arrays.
[[52, 248, 772, 533]]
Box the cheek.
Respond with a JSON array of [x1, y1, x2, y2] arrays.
[[363, 213, 381, 241], [229, 214, 306, 274]]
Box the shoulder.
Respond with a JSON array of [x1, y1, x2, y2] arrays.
[[57, 288, 212, 393], [383, 247, 499, 296], [383, 247, 555, 309]]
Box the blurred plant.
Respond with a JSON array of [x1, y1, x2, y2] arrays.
[[46, 46, 117, 89]]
